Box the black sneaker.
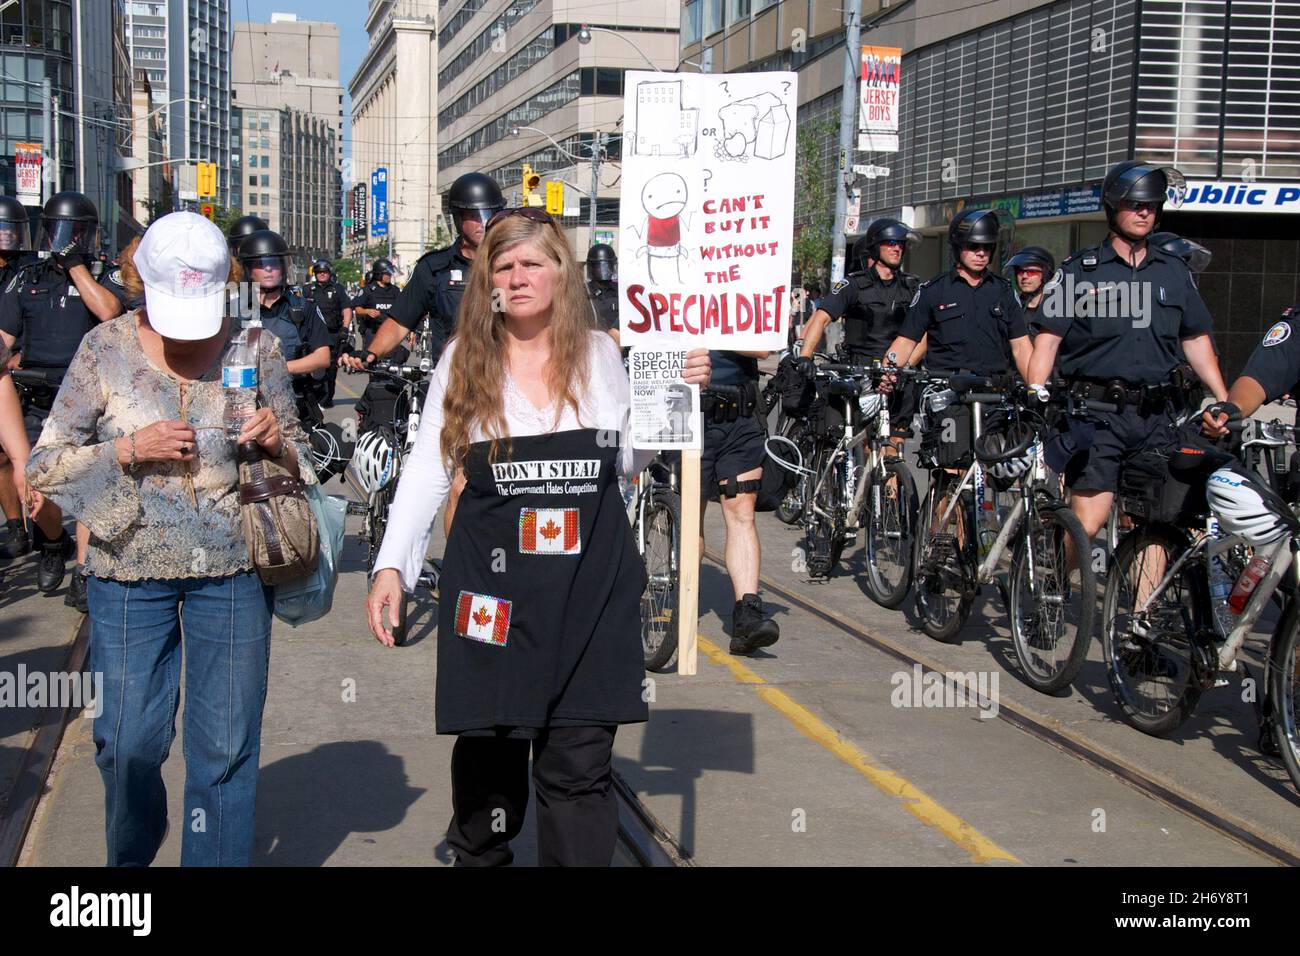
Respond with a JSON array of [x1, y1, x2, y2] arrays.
[[0, 518, 30, 560], [730, 593, 780, 655], [64, 565, 88, 612], [36, 531, 73, 594]]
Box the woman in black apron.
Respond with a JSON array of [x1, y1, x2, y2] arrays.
[[366, 208, 710, 866]]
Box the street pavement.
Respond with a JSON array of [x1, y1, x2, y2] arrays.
[[8, 371, 1299, 866]]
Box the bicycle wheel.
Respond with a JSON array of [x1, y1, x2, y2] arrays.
[[862, 459, 917, 609], [637, 490, 680, 672], [912, 474, 974, 643], [805, 443, 845, 578], [1267, 607, 1300, 794], [1008, 494, 1096, 693], [774, 415, 811, 526], [1101, 523, 1203, 735]]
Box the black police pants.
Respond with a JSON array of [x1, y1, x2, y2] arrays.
[[323, 330, 344, 404], [445, 724, 618, 867]]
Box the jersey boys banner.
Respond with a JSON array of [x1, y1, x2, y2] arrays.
[[858, 46, 901, 153], [619, 70, 796, 351], [15, 143, 41, 205]]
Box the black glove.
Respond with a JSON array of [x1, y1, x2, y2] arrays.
[[1205, 400, 1241, 423], [52, 245, 86, 272]]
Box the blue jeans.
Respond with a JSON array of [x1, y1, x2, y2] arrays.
[[87, 571, 273, 867]]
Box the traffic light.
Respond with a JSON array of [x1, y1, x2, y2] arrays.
[[199, 203, 214, 221], [521, 164, 542, 208], [197, 162, 217, 198], [545, 180, 563, 216]]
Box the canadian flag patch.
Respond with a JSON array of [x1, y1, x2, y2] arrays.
[[454, 591, 512, 646], [519, 507, 581, 555]]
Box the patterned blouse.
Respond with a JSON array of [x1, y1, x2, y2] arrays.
[[26, 314, 316, 582]]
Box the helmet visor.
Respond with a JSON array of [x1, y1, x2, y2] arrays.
[[452, 206, 500, 234], [39, 217, 97, 255], [588, 258, 615, 282], [245, 256, 287, 285], [0, 219, 27, 252], [1180, 239, 1212, 274]]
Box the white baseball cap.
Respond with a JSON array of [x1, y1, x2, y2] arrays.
[[133, 211, 230, 340]]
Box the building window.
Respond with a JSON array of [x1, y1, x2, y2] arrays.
[[249, 175, 257, 186], [727, 0, 750, 25], [261, 193, 269, 206], [704, 0, 722, 37], [682, 1, 702, 47], [260, 116, 269, 130], [261, 174, 268, 186]]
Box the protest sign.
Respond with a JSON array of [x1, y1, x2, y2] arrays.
[[628, 347, 702, 451]]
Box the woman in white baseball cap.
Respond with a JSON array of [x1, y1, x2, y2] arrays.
[[26, 211, 315, 867]]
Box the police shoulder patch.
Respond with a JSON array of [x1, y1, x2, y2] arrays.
[[908, 288, 921, 308], [1044, 268, 1064, 291], [109, 269, 122, 285], [1263, 321, 1292, 348], [831, 279, 849, 294], [3, 275, 17, 295]]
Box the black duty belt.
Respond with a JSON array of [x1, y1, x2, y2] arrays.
[[1068, 378, 1180, 414]]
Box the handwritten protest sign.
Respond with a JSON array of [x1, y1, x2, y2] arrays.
[[619, 71, 797, 352]]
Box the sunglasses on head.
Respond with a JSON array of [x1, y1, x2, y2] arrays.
[[485, 207, 559, 233]]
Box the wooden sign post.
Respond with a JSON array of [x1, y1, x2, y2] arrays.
[[677, 449, 701, 675]]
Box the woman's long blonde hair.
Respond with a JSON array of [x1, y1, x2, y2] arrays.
[[440, 214, 595, 470]]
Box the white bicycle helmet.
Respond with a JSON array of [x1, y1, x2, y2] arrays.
[[346, 428, 396, 496], [1206, 466, 1296, 545], [858, 391, 885, 420]]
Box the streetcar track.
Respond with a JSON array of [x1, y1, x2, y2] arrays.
[[704, 549, 1300, 867]]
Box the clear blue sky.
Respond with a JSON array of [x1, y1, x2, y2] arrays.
[[239, 1, 367, 167]]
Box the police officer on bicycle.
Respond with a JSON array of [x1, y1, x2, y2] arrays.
[[1005, 245, 1055, 335], [301, 257, 352, 408], [797, 218, 922, 441], [0, 191, 126, 599], [1204, 304, 1300, 438], [237, 229, 332, 429], [344, 172, 504, 370], [349, 258, 409, 433], [585, 243, 620, 344], [1027, 160, 1228, 544]]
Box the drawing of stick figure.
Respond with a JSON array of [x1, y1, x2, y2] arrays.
[[629, 172, 691, 285]]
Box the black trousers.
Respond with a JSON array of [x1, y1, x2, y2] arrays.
[[446, 724, 618, 867], [323, 330, 344, 404]]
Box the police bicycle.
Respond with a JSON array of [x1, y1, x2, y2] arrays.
[[910, 375, 1098, 691], [1100, 415, 1300, 792], [343, 361, 439, 645], [630, 384, 749, 672]]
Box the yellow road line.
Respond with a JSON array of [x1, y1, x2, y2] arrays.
[[696, 635, 1020, 865]]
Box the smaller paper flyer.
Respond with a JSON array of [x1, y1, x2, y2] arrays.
[[629, 346, 701, 450]]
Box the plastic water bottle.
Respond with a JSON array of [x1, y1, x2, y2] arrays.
[[222, 329, 258, 440], [1228, 554, 1272, 614], [1206, 517, 1235, 639]]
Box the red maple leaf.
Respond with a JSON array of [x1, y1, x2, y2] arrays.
[[472, 606, 493, 627], [540, 519, 562, 540]]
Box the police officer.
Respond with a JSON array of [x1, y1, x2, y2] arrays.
[[301, 257, 352, 408], [799, 218, 922, 439], [343, 172, 504, 370], [1027, 160, 1228, 544], [0, 191, 126, 599], [237, 229, 333, 429], [226, 214, 268, 256], [1005, 245, 1055, 334], [701, 346, 781, 655], [0, 196, 33, 562], [1204, 304, 1300, 438], [585, 243, 619, 344], [348, 258, 408, 433], [885, 209, 1032, 380], [1149, 231, 1213, 286]]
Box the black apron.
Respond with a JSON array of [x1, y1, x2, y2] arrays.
[[435, 428, 649, 736]]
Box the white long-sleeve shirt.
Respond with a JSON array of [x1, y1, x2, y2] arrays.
[[374, 330, 652, 592]]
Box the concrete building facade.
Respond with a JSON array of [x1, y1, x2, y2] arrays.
[[348, 0, 439, 277], [128, 69, 166, 228], [436, 0, 680, 258]]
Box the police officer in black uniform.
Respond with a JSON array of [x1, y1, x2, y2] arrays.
[[798, 218, 922, 439], [237, 229, 333, 429], [0, 196, 34, 562], [343, 172, 504, 370], [301, 258, 352, 408], [0, 191, 126, 598], [1205, 304, 1300, 438], [349, 258, 408, 433], [585, 243, 619, 343], [1027, 160, 1228, 544], [886, 209, 1032, 380], [1005, 245, 1055, 335]]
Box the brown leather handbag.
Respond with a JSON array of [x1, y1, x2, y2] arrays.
[[238, 439, 319, 585]]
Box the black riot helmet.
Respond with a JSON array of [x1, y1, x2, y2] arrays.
[[370, 258, 396, 282], [1101, 160, 1186, 240], [0, 196, 31, 253], [1149, 231, 1212, 275], [238, 229, 291, 288], [586, 243, 616, 283], [853, 217, 921, 271], [227, 214, 268, 254], [37, 190, 99, 256], [311, 257, 332, 277], [948, 208, 1003, 257], [447, 172, 505, 237], [1004, 245, 1055, 276]]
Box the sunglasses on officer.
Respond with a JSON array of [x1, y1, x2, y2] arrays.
[[245, 256, 284, 272], [485, 207, 560, 234], [877, 239, 905, 248], [964, 242, 997, 254], [1117, 199, 1160, 213]]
